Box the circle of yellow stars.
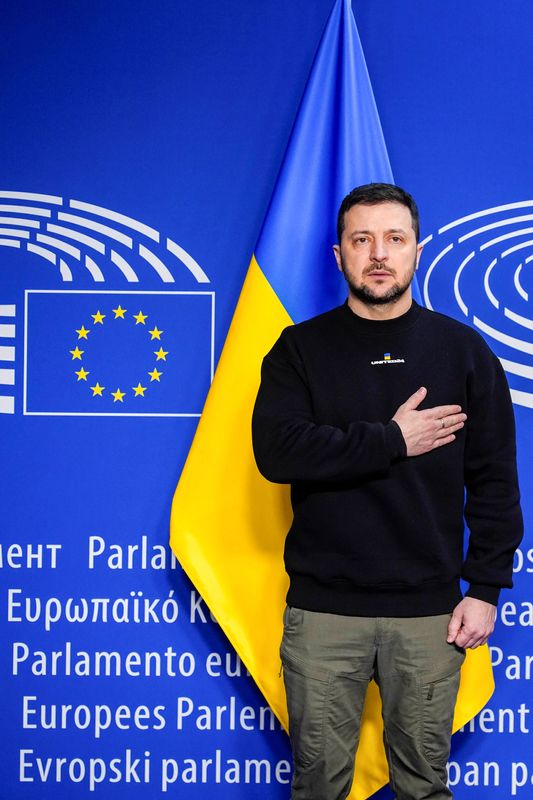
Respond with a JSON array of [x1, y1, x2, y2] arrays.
[[69, 304, 169, 402]]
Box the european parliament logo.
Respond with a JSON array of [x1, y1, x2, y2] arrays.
[[419, 200, 533, 410], [24, 291, 213, 416], [0, 191, 214, 417]]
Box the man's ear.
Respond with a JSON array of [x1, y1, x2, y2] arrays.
[[333, 244, 342, 272], [415, 242, 423, 270]]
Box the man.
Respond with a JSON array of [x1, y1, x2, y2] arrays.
[[251, 183, 523, 800]]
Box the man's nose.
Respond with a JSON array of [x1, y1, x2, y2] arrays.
[[370, 239, 388, 262]]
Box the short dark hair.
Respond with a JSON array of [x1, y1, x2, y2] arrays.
[[337, 183, 420, 243]]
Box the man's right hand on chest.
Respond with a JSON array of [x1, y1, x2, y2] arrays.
[[392, 386, 467, 457]]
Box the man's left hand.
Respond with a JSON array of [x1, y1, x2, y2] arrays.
[[447, 597, 497, 649]]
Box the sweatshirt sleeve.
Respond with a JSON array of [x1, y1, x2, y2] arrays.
[[251, 328, 406, 484], [462, 341, 523, 606]]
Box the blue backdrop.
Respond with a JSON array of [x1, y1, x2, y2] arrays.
[[1, 2, 531, 798]]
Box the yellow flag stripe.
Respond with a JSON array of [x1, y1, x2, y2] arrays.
[[170, 256, 292, 724]]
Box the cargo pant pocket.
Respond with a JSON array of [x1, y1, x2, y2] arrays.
[[420, 663, 463, 776], [281, 646, 332, 769]]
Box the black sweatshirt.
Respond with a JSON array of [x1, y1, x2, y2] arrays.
[[252, 301, 523, 617]]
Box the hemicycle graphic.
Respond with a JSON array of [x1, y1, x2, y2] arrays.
[[420, 201, 533, 409]]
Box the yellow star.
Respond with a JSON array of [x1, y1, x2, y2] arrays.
[[112, 388, 126, 402], [91, 382, 105, 396], [70, 346, 84, 360], [92, 310, 105, 324], [133, 383, 147, 397], [76, 325, 90, 339], [133, 310, 148, 325], [154, 347, 169, 361], [113, 305, 127, 319], [149, 326, 163, 340], [75, 367, 90, 381], [148, 368, 162, 382]]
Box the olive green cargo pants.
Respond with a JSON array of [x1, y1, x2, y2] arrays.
[[281, 607, 465, 800]]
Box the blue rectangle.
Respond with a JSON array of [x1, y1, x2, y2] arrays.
[[25, 291, 213, 415]]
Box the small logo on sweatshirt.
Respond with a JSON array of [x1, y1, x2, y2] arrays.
[[370, 352, 405, 365]]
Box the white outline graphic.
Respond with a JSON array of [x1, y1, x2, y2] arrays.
[[0, 301, 16, 414], [422, 200, 533, 409], [0, 192, 210, 284]]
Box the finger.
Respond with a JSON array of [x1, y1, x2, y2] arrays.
[[433, 434, 456, 449], [458, 628, 486, 649], [466, 634, 485, 649], [443, 421, 465, 434], [465, 635, 484, 649], [425, 404, 463, 418], [402, 386, 427, 410], [455, 630, 475, 649], [447, 614, 462, 642], [441, 413, 467, 427], [435, 421, 465, 439]]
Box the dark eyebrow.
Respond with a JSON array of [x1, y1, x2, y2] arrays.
[[349, 228, 407, 237]]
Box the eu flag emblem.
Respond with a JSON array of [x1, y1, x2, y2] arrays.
[[24, 291, 213, 416]]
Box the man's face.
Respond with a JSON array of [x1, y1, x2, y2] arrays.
[[333, 201, 423, 306]]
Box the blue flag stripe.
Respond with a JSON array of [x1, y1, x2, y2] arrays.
[[256, 0, 421, 323]]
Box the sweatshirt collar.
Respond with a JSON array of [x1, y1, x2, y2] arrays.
[[341, 299, 422, 335]]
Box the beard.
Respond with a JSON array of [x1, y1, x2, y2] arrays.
[[340, 255, 417, 306]]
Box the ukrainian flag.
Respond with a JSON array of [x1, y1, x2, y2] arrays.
[[170, 1, 493, 796]]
